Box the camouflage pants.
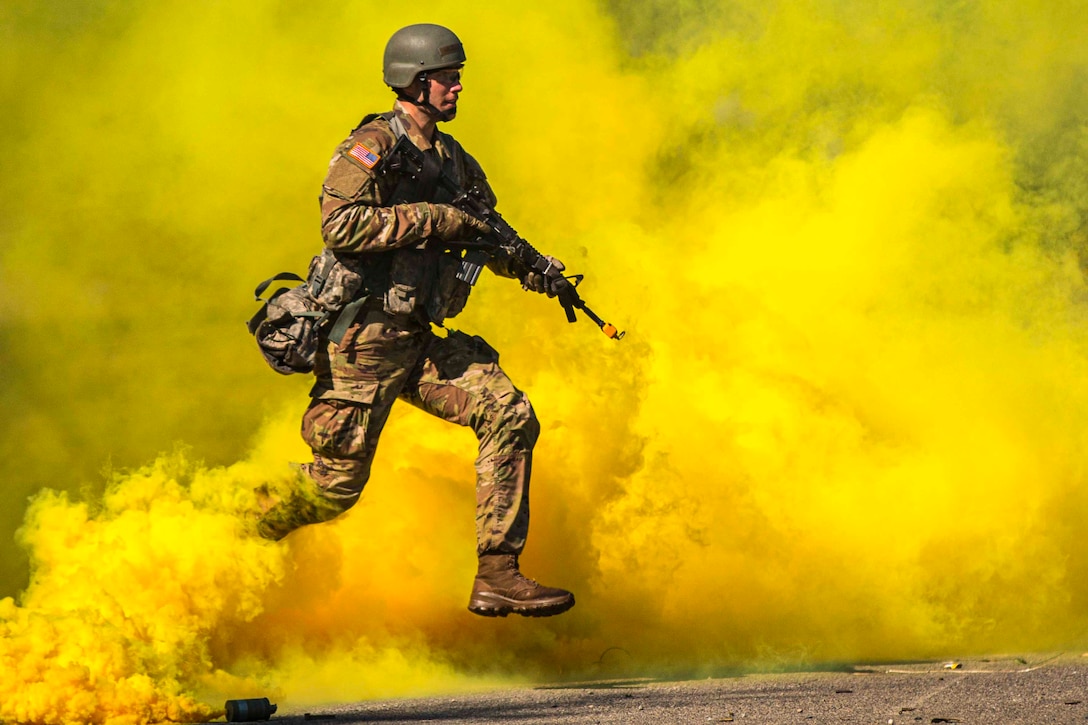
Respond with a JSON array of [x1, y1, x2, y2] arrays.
[[259, 308, 539, 554]]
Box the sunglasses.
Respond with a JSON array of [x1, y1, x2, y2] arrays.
[[428, 68, 463, 86]]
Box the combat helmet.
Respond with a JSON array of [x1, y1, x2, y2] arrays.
[[383, 24, 466, 88]]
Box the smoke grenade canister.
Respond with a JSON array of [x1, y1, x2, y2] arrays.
[[225, 698, 278, 722]]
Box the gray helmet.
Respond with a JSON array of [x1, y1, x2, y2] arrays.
[[383, 24, 466, 88]]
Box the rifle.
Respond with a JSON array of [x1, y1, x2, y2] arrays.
[[385, 135, 625, 341]]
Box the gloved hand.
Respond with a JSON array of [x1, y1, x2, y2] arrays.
[[429, 203, 490, 240], [523, 256, 566, 297]]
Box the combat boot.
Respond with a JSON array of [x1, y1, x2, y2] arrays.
[[468, 553, 575, 617], [251, 464, 349, 541]]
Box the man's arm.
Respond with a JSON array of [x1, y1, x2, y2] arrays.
[[319, 126, 485, 254], [387, 137, 624, 340]]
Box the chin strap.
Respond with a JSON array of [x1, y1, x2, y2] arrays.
[[395, 72, 454, 122]]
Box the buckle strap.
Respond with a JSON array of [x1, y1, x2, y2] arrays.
[[253, 272, 304, 301]]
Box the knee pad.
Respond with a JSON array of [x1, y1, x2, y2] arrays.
[[497, 392, 539, 450]]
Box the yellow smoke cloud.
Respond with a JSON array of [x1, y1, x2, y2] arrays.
[[4, 0, 1088, 722]]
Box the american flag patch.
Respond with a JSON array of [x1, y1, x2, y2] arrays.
[[348, 142, 380, 169]]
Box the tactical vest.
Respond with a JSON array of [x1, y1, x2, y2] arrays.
[[248, 114, 476, 376], [337, 112, 473, 329]]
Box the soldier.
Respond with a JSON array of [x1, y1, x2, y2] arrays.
[[256, 24, 575, 618]]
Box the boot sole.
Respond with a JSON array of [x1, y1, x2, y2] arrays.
[[468, 592, 575, 618]]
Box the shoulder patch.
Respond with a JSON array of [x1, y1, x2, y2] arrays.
[[347, 142, 381, 169]]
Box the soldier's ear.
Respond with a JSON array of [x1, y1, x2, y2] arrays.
[[402, 76, 426, 100]]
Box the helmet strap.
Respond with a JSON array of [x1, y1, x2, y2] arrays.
[[398, 72, 453, 123]]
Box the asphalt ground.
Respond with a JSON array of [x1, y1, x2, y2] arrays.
[[233, 653, 1088, 725]]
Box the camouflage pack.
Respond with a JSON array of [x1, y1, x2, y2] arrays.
[[247, 251, 367, 375]]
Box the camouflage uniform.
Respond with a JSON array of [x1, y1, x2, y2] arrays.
[[259, 101, 538, 556]]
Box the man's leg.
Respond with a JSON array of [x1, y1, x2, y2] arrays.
[[256, 397, 396, 540], [257, 312, 419, 540], [401, 330, 574, 617]]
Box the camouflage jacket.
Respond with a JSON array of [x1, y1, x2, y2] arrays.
[[318, 101, 517, 325]]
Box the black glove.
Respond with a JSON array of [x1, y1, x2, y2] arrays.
[[523, 256, 565, 297]]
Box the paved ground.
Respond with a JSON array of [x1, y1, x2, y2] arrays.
[[242, 653, 1088, 724]]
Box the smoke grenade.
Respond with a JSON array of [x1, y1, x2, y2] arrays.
[[225, 698, 278, 722]]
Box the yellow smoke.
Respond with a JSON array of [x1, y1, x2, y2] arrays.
[[4, 0, 1088, 722]]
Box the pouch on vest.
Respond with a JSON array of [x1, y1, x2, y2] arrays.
[[384, 249, 428, 315], [427, 252, 471, 323]]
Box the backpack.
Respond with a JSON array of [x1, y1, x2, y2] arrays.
[[246, 252, 370, 375], [245, 271, 326, 375]]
